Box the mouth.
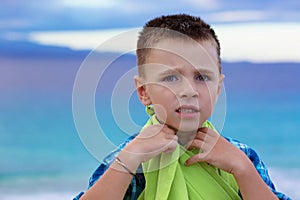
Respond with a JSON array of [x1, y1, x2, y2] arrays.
[[175, 105, 200, 114]]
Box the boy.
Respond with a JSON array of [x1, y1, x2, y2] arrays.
[[75, 14, 290, 200]]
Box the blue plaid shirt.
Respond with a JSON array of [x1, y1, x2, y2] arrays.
[[74, 134, 291, 200]]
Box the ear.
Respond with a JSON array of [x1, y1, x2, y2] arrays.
[[134, 75, 152, 106], [217, 74, 225, 96]]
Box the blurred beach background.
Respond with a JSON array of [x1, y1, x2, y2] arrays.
[[1, 0, 300, 199]]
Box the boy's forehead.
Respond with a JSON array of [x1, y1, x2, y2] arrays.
[[144, 39, 219, 73]]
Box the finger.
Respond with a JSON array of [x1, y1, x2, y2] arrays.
[[198, 127, 208, 133], [194, 131, 207, 141], [196, 127, 218, 140], [162, 126, 177, 139], [165, 133, 178, 141], [204, 128, 218, 137], [187, 139, 203, 150], [166, 124, 178, 134], [163, 140, 178, 153], [185, 153, 207, 166], [162, 125, 176, 135], [136, 124, 164, 139]]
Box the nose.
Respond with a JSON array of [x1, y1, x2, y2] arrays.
[[178, 79, 199, 98]]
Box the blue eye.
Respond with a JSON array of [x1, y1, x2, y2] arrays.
[[163, 75, 178, 82], [196, 74, 209, 81]]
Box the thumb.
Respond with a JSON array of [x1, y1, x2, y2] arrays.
[[185, 153, 207, 166]]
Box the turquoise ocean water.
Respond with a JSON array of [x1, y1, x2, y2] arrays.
[[1, 50, 300, 199]]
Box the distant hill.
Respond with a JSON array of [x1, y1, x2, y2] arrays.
[[222, 61, 300, 92], [1, 39, 299, 94], [0, 39, 90, 59]]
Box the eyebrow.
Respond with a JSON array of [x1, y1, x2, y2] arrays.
[[159, 67, 216, 76]]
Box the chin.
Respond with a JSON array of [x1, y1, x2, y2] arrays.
[[176, 122, 201, 132], [177, 127, 199, 132]]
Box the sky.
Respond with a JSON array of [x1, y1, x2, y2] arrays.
[[1, 0, 300, 62], [1, 0, 300, 31]]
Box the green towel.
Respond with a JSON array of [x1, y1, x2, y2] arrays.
[[138, 106, 241, 200]]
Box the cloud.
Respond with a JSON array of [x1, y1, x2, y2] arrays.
[[184, 0, 220, 10], [213, 22, 300, 62], [206, 10, 269, 22], [28, 23, 300, 63], [28, 28, 139, 52], [58, 0, 117, 8], [1, 0, 300, 32]]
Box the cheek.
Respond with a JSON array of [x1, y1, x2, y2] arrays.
[[201, 97, 213, 114], [152, 104, 168, 122], [148, 85, 177, 102], [200, 85, 219, 112]]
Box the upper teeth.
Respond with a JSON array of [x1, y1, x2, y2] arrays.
[[178, 109, 196, 113]]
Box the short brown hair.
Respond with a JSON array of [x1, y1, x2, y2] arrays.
[[136, 14, 221, 76]]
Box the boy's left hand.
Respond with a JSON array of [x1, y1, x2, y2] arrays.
[[185, 127, 249, 175]]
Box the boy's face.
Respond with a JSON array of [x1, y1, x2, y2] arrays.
[[136, 39, 224, 132]]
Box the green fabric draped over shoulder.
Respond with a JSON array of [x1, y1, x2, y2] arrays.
[[137, 106, 241, 200]]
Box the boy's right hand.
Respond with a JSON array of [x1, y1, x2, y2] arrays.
[[123, 124, 178, 164]]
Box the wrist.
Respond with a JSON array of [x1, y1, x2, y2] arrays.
[[231, 154, 254, 178], [115, 156, 136, 176], [114, 148, 142, 174]]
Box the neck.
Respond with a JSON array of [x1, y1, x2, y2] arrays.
[[176, 130, 197, 147]]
